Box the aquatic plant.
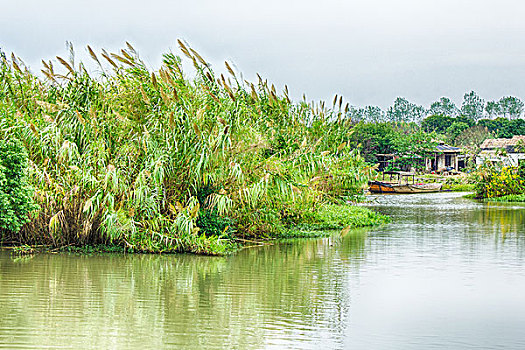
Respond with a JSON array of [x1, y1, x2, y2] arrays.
[[301, 204, 390, 230], [0, 42, 374, 254]]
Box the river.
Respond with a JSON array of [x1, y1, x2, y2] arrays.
[[1, 192, 525, 349]]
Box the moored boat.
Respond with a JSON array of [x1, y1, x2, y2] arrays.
[[368, 171, 443, 194], [368, 180, 443, 194], [368, 181, 396, 193], [393, 182, 442, 193]]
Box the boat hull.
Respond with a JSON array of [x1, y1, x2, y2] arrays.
[[368, 181, 396, 193], [369, 181, 442, 194]]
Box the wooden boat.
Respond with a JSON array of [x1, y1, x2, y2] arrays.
[[368, 171, 443, 194], [368, 181, 443, 194], [368, 181, 396, 193]]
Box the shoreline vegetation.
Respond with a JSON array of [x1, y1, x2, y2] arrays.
[[470, 163, 525, 202], [418, 174, 476, 192], [0, 41, 389, 255], [483, 194, 525, 203]]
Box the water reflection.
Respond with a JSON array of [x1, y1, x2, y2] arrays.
[[0, 231, 370, 349], [364, 192, 525, 251], [1, 192, 525, 349]]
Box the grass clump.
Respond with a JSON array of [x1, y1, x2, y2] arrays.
[[442, 183, 475, 192], [0, 42, 385, 255], [483, 194, 525, 203], [287, 204, 390, 237], [307, 204, 390, 230]]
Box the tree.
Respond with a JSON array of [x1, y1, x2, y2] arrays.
[[445, 121, 470, 145], [347, 105, 385, 122], [362, 105, 385, 122], [498, 96, 524, 119], [477, 118, 525, 138], [347, 106, 364, 122], [485, 100, 501, 119], [349, 122, 397, 163], [428, 97, 460, 117], [421, 114, 454, 133], [461, 91, 485, 121], [391, 129, 437, 171], [454, 125, 492, 148], [387, 97, 425, 123]]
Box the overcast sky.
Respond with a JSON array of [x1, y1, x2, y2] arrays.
[[2, 0, 525, 109]]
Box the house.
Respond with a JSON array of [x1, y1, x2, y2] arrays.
[[425, 142, 463, 172], [376, 142, 464, 173], [476, 135, 525, 167]]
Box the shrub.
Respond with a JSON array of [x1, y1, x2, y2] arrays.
[[474, 165, 525, 198], [0, 139, 38, 234], [196, 208, 234, 237]]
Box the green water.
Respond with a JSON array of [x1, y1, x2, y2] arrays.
[[1, 192, 525, 349]]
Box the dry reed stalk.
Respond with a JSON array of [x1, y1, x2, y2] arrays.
[[178, 40, 193, 60], [110, 52, 133, 66], [56, 56, 74, 75], [225, 61, 235, 77], [87, 45, 101, 66], [151, 72, 158, 90], [101, 50, 118, 69], [190, 48, 207, 67]]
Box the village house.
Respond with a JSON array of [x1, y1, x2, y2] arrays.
[[376, 142, 464, 173], [476, 135, 525, 167], [425, 142, 463, 173]]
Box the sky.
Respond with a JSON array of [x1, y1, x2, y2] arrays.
[[2, 0, 525, 109]]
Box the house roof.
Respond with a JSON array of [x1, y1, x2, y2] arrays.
[[480, 135, 525, 150], [436, 144, 461, 152]]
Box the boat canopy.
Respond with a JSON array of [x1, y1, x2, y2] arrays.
[[381, 171, 415, 184]]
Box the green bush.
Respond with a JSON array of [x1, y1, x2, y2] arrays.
[[196, 208, 235, 237], [473, 165, 525, 198], [0, 139, 37, 234]]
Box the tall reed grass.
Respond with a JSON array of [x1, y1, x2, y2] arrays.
[[0, 42, 382, 254]]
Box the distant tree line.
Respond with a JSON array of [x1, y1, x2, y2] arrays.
[[421, 114, 525, 139], [339, 91, 525, 168], [347, 91, 525, 123]]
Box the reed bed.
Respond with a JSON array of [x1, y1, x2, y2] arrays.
[[0, 41, 385, 254]]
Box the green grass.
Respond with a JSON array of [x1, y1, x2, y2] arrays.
[[442, 183, 475, 192], [483, 194, 525, 203], [314, 204, 390, 229], [278, 204, 389, 239], [291, 204, 390, 232]]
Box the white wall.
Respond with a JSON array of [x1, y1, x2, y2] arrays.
[[476, 153, 525, 167]]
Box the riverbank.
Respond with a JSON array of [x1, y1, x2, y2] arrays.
[[3, 205, 389, 255], [442, 183, 475, 191], [418, 174, 475, 192]]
